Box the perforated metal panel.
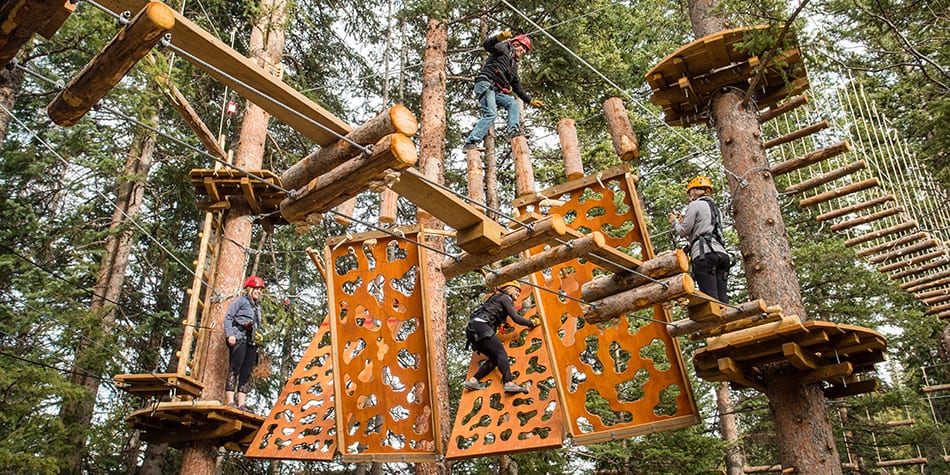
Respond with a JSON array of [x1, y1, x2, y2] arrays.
[[522, 167, 700, 444], [446, 301, 566, 459], [325, 228, 441, 462], [246, 320, 337, 460]]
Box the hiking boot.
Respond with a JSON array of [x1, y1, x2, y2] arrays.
[[463, 378, 481, 391], [462, 141, 483, 152], [504, 381, 526, 394], [506, 128, 524, 140]]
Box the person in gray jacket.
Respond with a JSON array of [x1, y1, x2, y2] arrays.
[[669, 176, 731, 303], [224, 275, 265, 410]]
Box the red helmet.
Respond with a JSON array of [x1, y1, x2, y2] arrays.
[[511, 34, 531, 51], [243, 275, 264, 289]]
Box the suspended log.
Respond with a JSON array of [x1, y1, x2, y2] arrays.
[[889, 257, 950, 281], [47, 1, 175, 126], [511, 135, 536, 197], [334, 196, 358, 226], [0, 0, 66, 64], [557, 118, 584, 179], [37, 0, 77, 39], [687, 307, 785, 339], [934, 310, 950, 320], [829, 206, 903, 232], [602, 97, 639, 160], [581, 249, 689, 301], [885, 419, 916, 427], [771, 140, 850, 177], [902, 270, 950, 292], [783, 160, 865, 195], [484, 232, 607, 288], [798, 177, 879, 208], [817, 194, 895, 223], [877, 458, 927, 468], [845, 220, 917, 248], [923, 293, 950, 306], [855, 231, 926, 258], [378, 188, 397, 224], [879, 249, 947, 273], [157, 79, 228, 161], [441, 215, 567, 279], [280, 134, 417, 224], [743, 465, 785, 474], [923, 383, 950, 393], [869, 238, 938, 264], [764, 120, 829, 150], [465, 147, 485, 203], [916, 286, 950, 300], [758, 94, 808, 123], [584, 273, 695, 324], [667, 299, 771, 337], [280, 104, 417, 190]]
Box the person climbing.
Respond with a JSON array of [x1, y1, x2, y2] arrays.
[[462, 31, 544, 152], [463, 281, 540, 393], [669, 176, 732, 303], [224, 275, 265, 410]]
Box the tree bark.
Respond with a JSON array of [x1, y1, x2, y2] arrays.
[[557, 118, 584, 179], [0, 58, 25, 144], [180, 1, 287, 473], [415, 15, 450, 475], [716, 382, 744, 475]]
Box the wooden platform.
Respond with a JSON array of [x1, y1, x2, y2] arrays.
[[694, 319, 885, 396], [189, 169, 287, 225], [645, 25, 808, 127], [126, 400, 264, 451], [114, 372, 204, 400]]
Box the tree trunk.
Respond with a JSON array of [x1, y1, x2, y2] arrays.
[[0, 58, 25, 144], [180, 1, 287, 473], [687, 2, 842, 473], [60, 109, 159, 474], [716, 382, 744, 475], [414, 15, 450, 475]]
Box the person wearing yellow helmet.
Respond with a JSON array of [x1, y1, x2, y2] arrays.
[[462, 281, 539, 394], [224, 275, 266, 411], [669, 176, 732, 302]]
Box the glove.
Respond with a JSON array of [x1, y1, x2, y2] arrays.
[[529, 316, 542, 328], [496, 31, 513, 41], [529, 99, 544, 108]]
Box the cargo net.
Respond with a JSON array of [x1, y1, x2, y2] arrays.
[[524, 169, 700, 444]]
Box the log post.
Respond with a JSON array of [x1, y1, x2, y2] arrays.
[[465, 147, 485, 203], [758, 94, 808, 123], [581, 249, 689, 301], [855, 231, 927, 258], [334, 196, 358, 225], [584, 273, 695, 323], [602, 97, 640, 160], [844, 220, 917, 247], [829, 206, 903, 232], [47, 1, 175, 126], [484, 232, 607, 288], [868, 239, 938, 264], [280, 133, 417, 224], [511, 135, 536, 197], [280, 104, 418, 190], [764, 120, 829, 149], [441, 214, 567, 279], [798, 178, 879, 208], [817, 194, 895, 222], [783, 160, 865, 195], [667, 299, 771, 336], [770, 140, 850, 177], [0, 0, 67, 64], [901, 270, 950, 291], [379, 188, 398, 224], [558, 118, 584, 179]]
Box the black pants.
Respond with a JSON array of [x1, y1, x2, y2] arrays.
[[226, 339, 257, 393], [692, 251, 731, 303], [470, 323, 513, 383]]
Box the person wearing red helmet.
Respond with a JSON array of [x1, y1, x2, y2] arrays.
[[224, 275, 265, 410], [462, 31, 544, 152]]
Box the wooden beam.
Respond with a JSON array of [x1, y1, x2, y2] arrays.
[[584, 273, 695, 323], [0, 0, 65, 64], [869, 238, 939, 264], [902, 269, 950, 291], [824, 378, 879, 399], [239, 177, 262, 215], [764, 120, 829, 150], [817, 194, 895, 222], [844, 220, 917, 248], [158, 79, 228, 161], [927, 302, 950, 315], [770, 140, 850, 177], [878, 249, 947, 273], [829, 206, 903, 232], [690, 311, 782, 339], [602, 97, 640, 160], [95, 0, 351, 145], [799, 362, 853, 385], [668, 299, 773, 336], [484, 232, 608, 288], [916, 286, 950, 300], [389, 167, 504, 254], [890, 257, 949, 280], [512, 163, 633, 208], [798, 177, 879, 208], [758, 94, 808, 123], [511, 135, 536, 197], [855, 231, 926, 258], [36, 0, 76, 40], [783, 159, 865, 195], [717, 357, 765, 391], [782, 342, 829, 370], [877, 458, 927, 468], [561, 226, 644, 274], [581, 249, 689, 301], [922, 383, 950, 393], [48, 1, 175, 126]]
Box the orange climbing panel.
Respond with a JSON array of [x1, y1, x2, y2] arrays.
[[246, 320, 338, 460], [519, 164, 699, 444], [646, 25, 808, 127], [325, 226, 441, 462]]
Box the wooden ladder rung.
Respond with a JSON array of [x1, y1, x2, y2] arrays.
[[829, 206, 903, 232], [765, 120, 830, 150], [771, 140, 850, 177], [855, 231, 927, 258], [758, 94, 808, 123], [901, 270, 950, 291], [869, 238, 939, 264], [783, 159, 864, 195], [817, 194, 895, 223], [845, 220, 917, 248], [890, 257, 949, 280], [877, 457, 927, 468], [799, 177, 879, 208], [922, 383, 950, 393]]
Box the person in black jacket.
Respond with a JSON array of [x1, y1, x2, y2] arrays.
[[462, 31, 543, 152], [463, 281, 540, 393], [224, 275, 265, 410]]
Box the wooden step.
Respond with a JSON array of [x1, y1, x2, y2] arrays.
[[818, 194, 895, 223], [799, 177, 879, 208], [783, 159, 864, 194], [771, 140, 850, 177]]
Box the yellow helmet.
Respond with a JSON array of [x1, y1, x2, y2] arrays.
[[499, 281, 521, 292], [687, 176, 713, 193]]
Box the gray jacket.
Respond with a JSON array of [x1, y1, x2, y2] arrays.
[[674, 196, 727, 259], [224, 295, 262, 342]]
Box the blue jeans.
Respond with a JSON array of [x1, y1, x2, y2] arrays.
[[465, 80, 521, 143]]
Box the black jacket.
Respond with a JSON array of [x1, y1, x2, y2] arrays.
[[475, 37, 532, 104]]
